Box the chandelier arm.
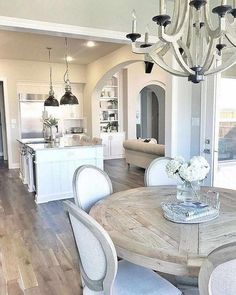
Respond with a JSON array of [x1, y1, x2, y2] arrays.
[[186, 7, 193, 49], [177, 40, 193, 68], [158, 44, 171, 57], [171, 42, 194, 75], [205, 52, 236, 75], [223, 47, 236, 54], [204, 5, 227, 40], [201, 38, 217, 72], [131, 41, 167, 55], [148, 51, 189, 77], [166, 0, 181, 35], [199, 23, 209, 66], [158, 0, 189, 43], [205, 55, 216, 73], [203, 3, 217, 37], [225, 25, 236, 48]]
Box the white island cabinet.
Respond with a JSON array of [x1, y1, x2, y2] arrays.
[[26, 143, 103, 204]]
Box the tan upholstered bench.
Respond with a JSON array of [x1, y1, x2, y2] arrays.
[[123, 139, 165, 169]]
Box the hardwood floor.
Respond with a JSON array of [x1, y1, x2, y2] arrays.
[[0, 157, 7, 169], [0, 159, 144, 294], [104, 159, 144, 192]]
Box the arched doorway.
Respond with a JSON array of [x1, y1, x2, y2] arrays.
[[136, 85, 165, 144]]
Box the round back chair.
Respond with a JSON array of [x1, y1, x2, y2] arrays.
[[199, 242, 236, 295], [73, 165, 113, 213], [64, 201, 117, 295], [64, 201, 182, 295], [144, 157, 178, 187]]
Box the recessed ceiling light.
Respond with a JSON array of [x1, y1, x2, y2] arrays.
[[87, 41, 96, 47], [65, 56, 73, 62]]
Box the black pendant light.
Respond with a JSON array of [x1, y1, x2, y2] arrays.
[[60, 38, 79, 105], [44, 47, 59, 107]]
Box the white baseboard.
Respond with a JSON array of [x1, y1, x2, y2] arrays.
[[35, 191, 73, 204], [9, 162, 20, 169]]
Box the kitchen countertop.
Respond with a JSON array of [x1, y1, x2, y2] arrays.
[[26, 142, 102, 151], [17, 138, 102, 151], [17, 138, 46, 144]]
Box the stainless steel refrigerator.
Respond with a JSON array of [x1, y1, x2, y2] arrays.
[[19, 93, 47, 139]]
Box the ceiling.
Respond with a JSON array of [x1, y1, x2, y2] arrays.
[[0, 30, 124, 65]]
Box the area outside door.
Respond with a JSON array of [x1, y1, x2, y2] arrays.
[[202, 74, 236, 190], [214, 77, 236, 190]]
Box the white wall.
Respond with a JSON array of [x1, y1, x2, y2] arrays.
[[191, 84, 201, 157], [84, 45, 142, 137], [0, 59, 86, 168], [124, 62, 169, 139], [0, 0, 162, 34], [170, 75, 192, 160], [85, 45, 194, 159], [1, 47, 198, 167]]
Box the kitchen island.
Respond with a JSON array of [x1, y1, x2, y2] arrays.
[[18, 140, 103, 204]]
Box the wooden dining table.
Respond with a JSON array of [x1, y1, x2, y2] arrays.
[[90, 186, 236, 277]]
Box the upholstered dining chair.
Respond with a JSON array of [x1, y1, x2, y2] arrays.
[[145, 157, 178, 187], [92, 137, 102, 145], [80, 135, 91, 143], [73, 165, 113, 213], [198, 242, 236, 295], [64, 200, 182, 295]]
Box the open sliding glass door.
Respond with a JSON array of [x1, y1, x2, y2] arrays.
[[214, 77, 236, 189], [200, 74, 220, 187], [201, 73, 236, 190]]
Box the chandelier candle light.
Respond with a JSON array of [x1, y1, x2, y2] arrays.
[[126, 0, 236, 83]]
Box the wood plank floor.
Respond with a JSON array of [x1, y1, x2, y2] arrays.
[[0, 159, 144, 294]]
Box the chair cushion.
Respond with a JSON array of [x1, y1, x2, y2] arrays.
[[83, 260, 182, 295], [210, 259, 236, 295]]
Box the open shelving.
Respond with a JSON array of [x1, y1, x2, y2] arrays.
[[99, 75, 119, 133]]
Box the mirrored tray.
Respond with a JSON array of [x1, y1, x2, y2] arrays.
[[163, 209, 219, 224]]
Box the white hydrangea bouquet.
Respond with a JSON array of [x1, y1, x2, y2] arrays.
[[166, 156, 210, 201]]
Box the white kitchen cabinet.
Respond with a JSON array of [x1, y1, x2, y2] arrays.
[[100, 132, 125, 159], [18, 140, 103, 204], [33, 144, 103, 204]]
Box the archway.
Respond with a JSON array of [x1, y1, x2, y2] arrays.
[[91, 61, 167, 140], [136, 84, 165, 144]]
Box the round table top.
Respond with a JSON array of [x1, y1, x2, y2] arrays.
[[90, 186, 236, 277]]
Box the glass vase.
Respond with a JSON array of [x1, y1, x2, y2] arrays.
[[176, 181, 200, 203]]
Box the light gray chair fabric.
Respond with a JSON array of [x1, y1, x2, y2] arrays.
[[64, 201, 182, 295], [199, 242, 236, 295], [73, 165, 113, 213], [145, 157, 178, 186], [92, 137, 102, 145]]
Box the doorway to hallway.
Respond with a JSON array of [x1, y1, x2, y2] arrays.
[[0, 82, 8, 166], [136, 85, 165, 144]]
